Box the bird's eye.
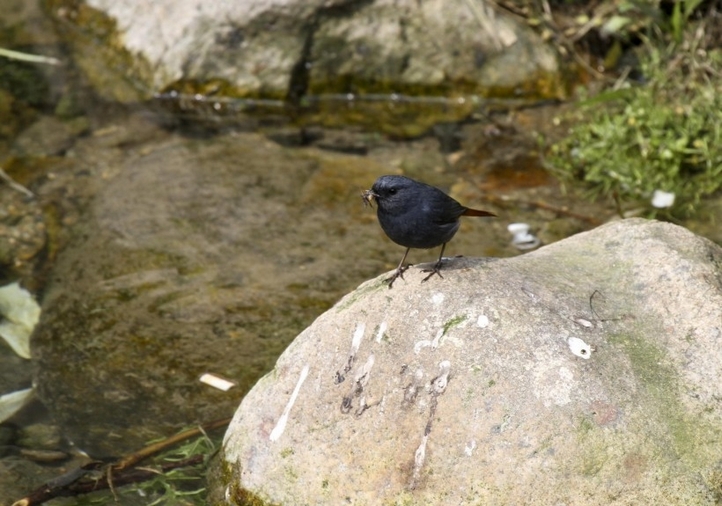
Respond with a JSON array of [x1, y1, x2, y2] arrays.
[[388, 188, 397, 195]]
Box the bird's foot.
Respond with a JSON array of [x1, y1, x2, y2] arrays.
[[421, 259, 444, 283], [386, 264, 411, 288]]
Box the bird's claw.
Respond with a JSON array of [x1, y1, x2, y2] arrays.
[[386, 264, 411, 288], [421, 260, 444, 283]]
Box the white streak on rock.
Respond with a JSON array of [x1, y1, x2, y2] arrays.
[[414, 340, 432, 354], [375, 321, 387, 343], [431, 328, 445, 349], [410, 434, 429, 488], [355, 354, 375, 387], [351, 322, 365, 354], [270, 364, 309, 442], [433, 360, 452, 393], [464, 439, 477, 456]]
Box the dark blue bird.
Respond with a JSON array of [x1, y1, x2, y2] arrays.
[[364, 175, 495, 288]]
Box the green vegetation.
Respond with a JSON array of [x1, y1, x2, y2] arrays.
[[44, 428, 222, 506], [142, 435, 215, 505], [110, 431, 217, 506], [546, 1, 722, 217]]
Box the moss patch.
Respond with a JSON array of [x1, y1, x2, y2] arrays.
[[442, 314, 469, 335], [609, 332, 718, 468]]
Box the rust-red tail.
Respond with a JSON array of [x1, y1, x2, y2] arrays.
[[462, 207, 496, 217]]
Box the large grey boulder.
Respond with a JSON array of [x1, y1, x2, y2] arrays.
[[219, 219, 722, 505], [51, 0, 562, 103]]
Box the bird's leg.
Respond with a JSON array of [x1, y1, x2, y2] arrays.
[[422, 243, 447, 282], [386, 247, 411, 288]]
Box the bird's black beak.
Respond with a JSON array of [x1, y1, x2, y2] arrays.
[[361, 189, 378, 207]]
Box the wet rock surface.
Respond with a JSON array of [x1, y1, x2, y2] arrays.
[[0, 187, 46, 285], [219, 219, 722, 505], [12, 116, 89, 157]]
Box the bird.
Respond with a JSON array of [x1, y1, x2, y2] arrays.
[[363, 175, 496, 288]]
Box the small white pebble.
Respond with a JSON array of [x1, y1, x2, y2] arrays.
[[568, 337, 592, 359], [199, 373, 236, 391], [477, 315, 489, 328], [575, 318, 593, 328], [651, 190, 675, 208], [507, 223, 540, 250], [507, 222, 529, 234]]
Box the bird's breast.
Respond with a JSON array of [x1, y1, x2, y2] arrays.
[[377, 206, 460, 249]]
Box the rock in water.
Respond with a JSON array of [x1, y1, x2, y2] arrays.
[[219, 219, 722, 505]]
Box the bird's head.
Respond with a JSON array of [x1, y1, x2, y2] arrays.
[[364, 175, 415, 212]]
